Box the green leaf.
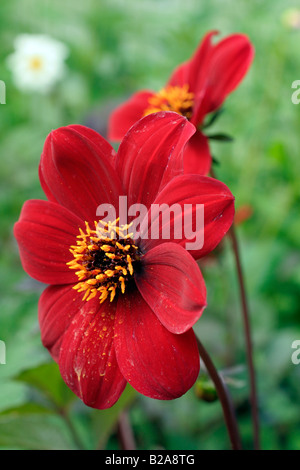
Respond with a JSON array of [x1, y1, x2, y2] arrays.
[[207, 133, 234, 142], [201, 108, 224, 129], [0, 410, 79, 449], [0, 381, 29, 413], [91, 384, 137, 449], [212, 156, 220, 165], [16, 361, 76, 409], [0, 303, 49, 382]]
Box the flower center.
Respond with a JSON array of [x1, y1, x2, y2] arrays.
[[29, 56, 43, 71], [67, 219, 141, 303], [143, 84, 194, 119]]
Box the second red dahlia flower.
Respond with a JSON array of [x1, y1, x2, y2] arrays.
[[108, 31, 254, 175]]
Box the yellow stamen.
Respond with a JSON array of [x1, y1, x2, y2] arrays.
[[143, 84, 194, 119], [29, 56, 43, 71], [67, 219, 140, 304]]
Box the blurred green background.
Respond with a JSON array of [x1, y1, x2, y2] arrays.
[[0, 0, 300, 450]]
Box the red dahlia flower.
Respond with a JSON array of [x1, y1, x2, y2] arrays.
[[14, 112, 235, 409], [108, 31, 254, 176]]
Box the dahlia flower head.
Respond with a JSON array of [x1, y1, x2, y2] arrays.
[[14, 117, 235, 407], [108, 30, 254, 176]]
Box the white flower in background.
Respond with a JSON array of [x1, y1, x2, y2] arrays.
[[282, 8, 300, 30], [6, 34, 69, 93]]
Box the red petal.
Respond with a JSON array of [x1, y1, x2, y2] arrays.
[[38, 284, 84, 362], [58, 298, 127, 409], [14, 199, 83, 285], [195, 34, 254, 123], [167, 61, 192, 89], [183, 131, 212, 176], [139, 175, 235, 260], [108, 91, 154, 141], [135, 243, 206, 334], [168, 31, 218, 98], [115, 111, 195, 211], [115, 290, 199, 400], [39, 125, 122, 222]]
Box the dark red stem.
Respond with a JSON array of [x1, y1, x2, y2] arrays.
[[117, 410, 136, 450], [196, 337, 242, 450], [228, 224, 260, 450], [210, 167, 260, 449]]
